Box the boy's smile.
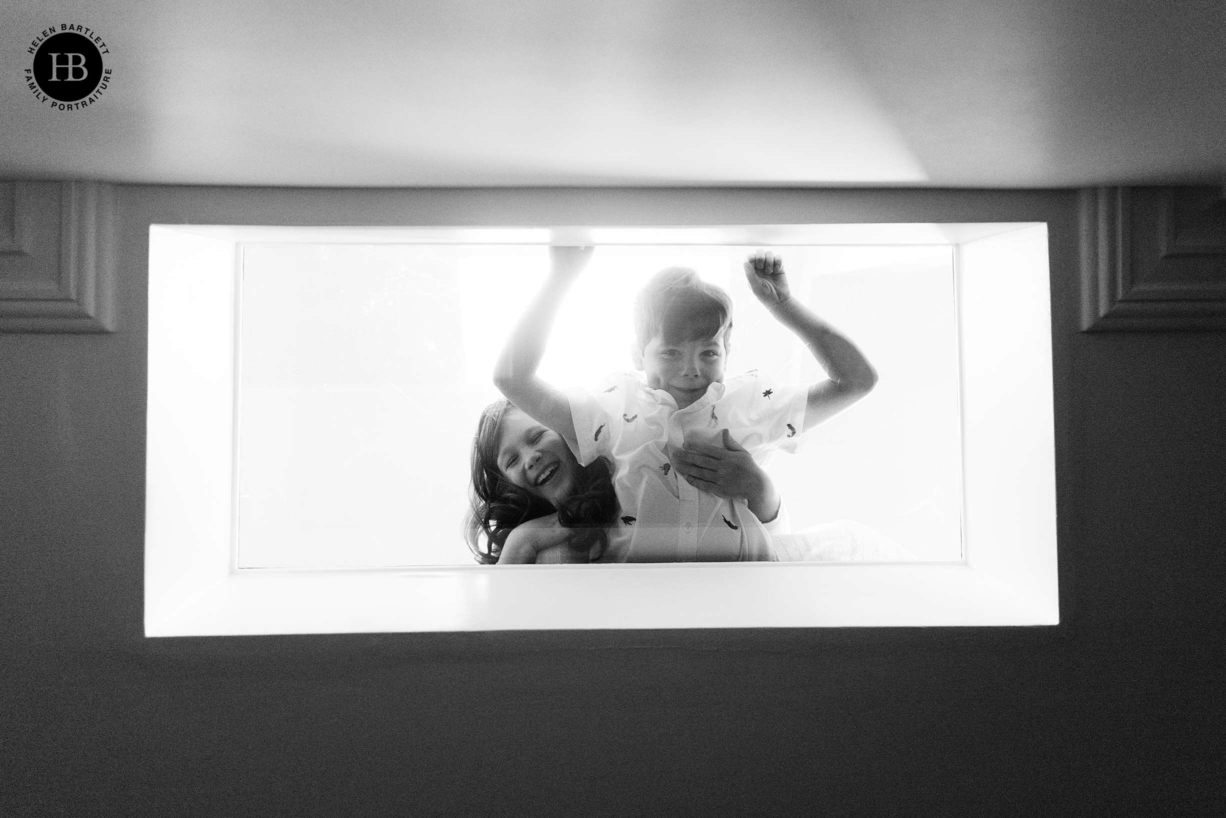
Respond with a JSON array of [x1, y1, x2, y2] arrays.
[[636, 330, 727, 409]]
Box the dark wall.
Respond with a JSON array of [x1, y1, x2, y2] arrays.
[[2, 187, 1223, 817]]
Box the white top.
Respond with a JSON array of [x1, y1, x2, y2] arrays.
[[568, 371, 808, 563]]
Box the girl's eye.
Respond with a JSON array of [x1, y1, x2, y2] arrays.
[[505, 455, 518, 469], [531, 431, 545, 443]]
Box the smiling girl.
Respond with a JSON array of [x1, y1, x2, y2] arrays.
[[465, 399, 620, 564]]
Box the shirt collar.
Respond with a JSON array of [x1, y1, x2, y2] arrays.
[[634, 376, 727, 409]]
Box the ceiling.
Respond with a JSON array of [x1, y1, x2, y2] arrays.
[[3, 0, 1224, 188]]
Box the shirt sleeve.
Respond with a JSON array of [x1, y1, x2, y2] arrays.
[[567, 374, 632, 467], [728, 371, 809, 456], [567, 389, 606, 467]]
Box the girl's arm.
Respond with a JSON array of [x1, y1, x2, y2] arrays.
[[496, 527, 546, 564], [497, 516, 582, 564], [493, 247, 593, 449], [745, 253, 878, 432]]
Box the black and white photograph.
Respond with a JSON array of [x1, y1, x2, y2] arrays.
[[231, 237, 966, 569], [3, 1, 1224, 816]]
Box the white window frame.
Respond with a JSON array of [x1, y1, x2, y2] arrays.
[[145, 222, 1058, 635]]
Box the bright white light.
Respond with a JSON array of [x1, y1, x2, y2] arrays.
[[145, 222, 1057, 634], [234, 242, 960, 568]]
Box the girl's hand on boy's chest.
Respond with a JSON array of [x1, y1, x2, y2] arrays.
[[669, 430, 762, 501]]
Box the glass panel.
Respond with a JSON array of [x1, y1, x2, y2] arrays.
[[235, 243, 961, 568]]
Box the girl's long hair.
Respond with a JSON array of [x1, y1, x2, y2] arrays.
[[464, 399, 619, 564]]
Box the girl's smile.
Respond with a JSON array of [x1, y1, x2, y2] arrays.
[[534, 460, 559, 487], [496, 410, 578, 506]]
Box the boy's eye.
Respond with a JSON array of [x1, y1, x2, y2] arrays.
[[660, 350, 679, 359], [531, 431, 544, 443], [702, 350, 720, 359]]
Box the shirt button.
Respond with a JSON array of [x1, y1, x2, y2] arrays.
[[684, 523, 692, 532]]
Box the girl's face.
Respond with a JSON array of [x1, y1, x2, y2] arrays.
[[495, 410, 579, 508]]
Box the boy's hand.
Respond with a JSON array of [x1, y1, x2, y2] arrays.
[[549, 245, 595, 282], [744, 251, 791, 308]]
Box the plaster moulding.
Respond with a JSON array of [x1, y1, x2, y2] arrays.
[[0, 181, 116, 333], [1081, 186, 1226, 331]]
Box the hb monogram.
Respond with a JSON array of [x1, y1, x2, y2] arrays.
[[47, 53, 89, 81]]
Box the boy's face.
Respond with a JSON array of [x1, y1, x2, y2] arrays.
[[635, 329, 728, 409]]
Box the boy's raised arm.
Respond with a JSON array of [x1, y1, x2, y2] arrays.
[[745, 252, 879, 432], [492, 246, 593, 449]]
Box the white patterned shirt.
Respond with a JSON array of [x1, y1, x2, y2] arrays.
[[568, 370, 808, 562]]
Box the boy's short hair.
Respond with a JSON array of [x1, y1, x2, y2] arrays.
[[633, 267, 733, 351]]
